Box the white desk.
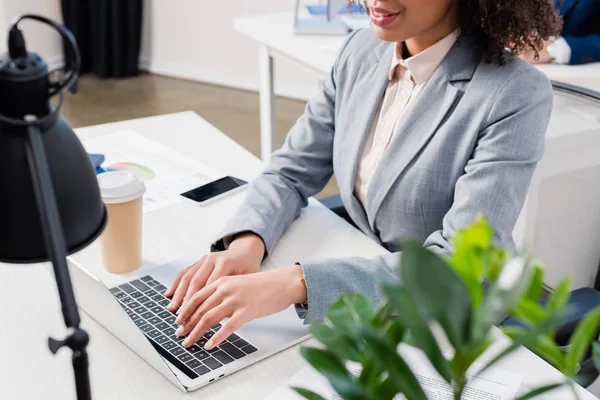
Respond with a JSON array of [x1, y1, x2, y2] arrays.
[[0, 112, 596, 399], [235, 12, 600, 161]]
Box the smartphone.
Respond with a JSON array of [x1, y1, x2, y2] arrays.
[[180, 176, 247, 204]]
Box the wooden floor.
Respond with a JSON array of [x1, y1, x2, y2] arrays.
[[62, 73, 339, 198]]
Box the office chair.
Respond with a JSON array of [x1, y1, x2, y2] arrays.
[[319, 81, 600, 388]]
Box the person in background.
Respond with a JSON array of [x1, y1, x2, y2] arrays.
[[167, 0, 562, 351], [520, 0, 600, 65]]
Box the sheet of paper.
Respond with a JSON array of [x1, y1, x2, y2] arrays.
[[267, 345, 522, 400], [83, 130, 221, 213]]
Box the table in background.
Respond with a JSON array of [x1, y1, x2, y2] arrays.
[[0, 112, 596, 399], [235, 12, 600, 161]]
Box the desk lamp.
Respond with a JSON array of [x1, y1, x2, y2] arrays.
[[0, 15, 106, 400]]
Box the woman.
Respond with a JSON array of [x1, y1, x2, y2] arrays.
[[167, 0, 562, 350]]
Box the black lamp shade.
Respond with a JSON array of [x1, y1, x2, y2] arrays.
[[0, 117, 107, 263]]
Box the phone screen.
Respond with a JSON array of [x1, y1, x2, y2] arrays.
[[180, 176, 247, 203]]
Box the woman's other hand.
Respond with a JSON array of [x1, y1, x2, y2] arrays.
[[175, 264, 307, 350], [164, 232, 265, 312]]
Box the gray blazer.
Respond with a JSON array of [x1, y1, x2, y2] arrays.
[[212, 29, 554, 323]]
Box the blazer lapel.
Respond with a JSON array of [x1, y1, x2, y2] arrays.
[[337, 41, 394, 231], [365, 37, 481, 223]]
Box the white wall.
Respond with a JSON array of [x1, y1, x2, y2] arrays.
[[0, 0, 63, 68], [139, 0, 320, 101]]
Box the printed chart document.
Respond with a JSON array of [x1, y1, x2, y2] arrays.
[[267, 345, 522, 400], [83, 130, 220, 213]]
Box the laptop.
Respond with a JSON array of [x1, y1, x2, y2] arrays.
[[67, 254, 310, 392]]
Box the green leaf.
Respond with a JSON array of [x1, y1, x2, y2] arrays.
[[400, 240, 472, 347], [310, 322, 361, 362], [471, 255, 535, 344], [565, 308, 600, 376], [480, 311, 564, 376], [511, 299, 547, 326], [383, 280, 454, 382], [361, 329, 427, 400], [547, 278, 572, 314], [300, 347, 367, 400], [592, 342, 600, 373], [451, 213, 493, 252], [292, 388, 328, 400], [503, 327, 565, 371], [522, 265, 544, 303], [515, 382, 567, 400], [326, 294, 376, 333]]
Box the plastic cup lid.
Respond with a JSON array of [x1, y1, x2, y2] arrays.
[[97, 171, 146, 204]]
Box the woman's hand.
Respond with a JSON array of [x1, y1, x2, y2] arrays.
[[175, 264, 307, 350], [165, 233, 265, 312]]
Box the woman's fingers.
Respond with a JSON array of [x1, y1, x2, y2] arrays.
[[205, 313, 245, 350], [205, 262, 228, 286], [168, 258, 206, 311], [182, 303, 232, 347], [176, 293, 221, 336], [176, 283, 218, 325], [183, 258, 217, 304], [165, 263, 193, 297]]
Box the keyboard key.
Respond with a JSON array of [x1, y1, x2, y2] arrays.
[[150, 293, 164, 302], [227, 333, 240, 342], [141, 311, 154, 320], [148, 317, 162, 325], [120, 296, 134, 305], [150, 305, 163, 314], [163, 341, 177, 351], [170, 347, 185, 356], [139, 298, 154, 307], [140, 324, 153, 333], [133, 306, 146, 314], [156, 322, 170, 331], [140, 276, 154, 282], [186, 359, 202, 369], [130, 292, 144, 299], [241, 344, 257, 354], [125, 308, 135, 316], [110, 287, 122, 294], [114, 292, 127, 300], [155, 284, 167, 293], [155, 335, 169, 345], [132, 316, 144, 326], [147, 280, 159, 287], [163, 327, 176, 336], [220, 342, 245, 360], [131, 280, 151, 292], [231, 338, 249, 348], [158, 299, 170, 307], [212, 350, 234, 365], [194, 366, 210, 376], [177, 353, 193, 363], [204, 331, 215, 339], [119, 283, 136, 293], [188, 345, 202, 354], [211, 323, 222, 330], [203, 357, 222, 370], [194, 350, 210, 360], [158, 311, 172, 320], [197, 338, 208, 348], [147, 329, 162, 339]]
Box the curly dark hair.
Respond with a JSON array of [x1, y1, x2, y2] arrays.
[[351, 0, 563, 63]]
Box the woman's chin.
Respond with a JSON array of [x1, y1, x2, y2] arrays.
[[371, 26, 405, 43]]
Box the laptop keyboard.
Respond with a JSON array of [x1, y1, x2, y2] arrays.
[[110, 275, 258, 379]]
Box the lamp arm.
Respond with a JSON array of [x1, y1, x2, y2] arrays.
[[25, 123, 92, 400]]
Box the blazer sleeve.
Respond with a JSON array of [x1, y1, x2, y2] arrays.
[[563, 34, 600, 65], [298, 68, 554, 323], [211, 30, 360, 255]]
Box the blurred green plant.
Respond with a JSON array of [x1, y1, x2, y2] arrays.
[[295, 215, 600, 400]]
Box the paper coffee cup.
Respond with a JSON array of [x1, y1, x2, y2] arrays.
[[97, 171, 146, 274]]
